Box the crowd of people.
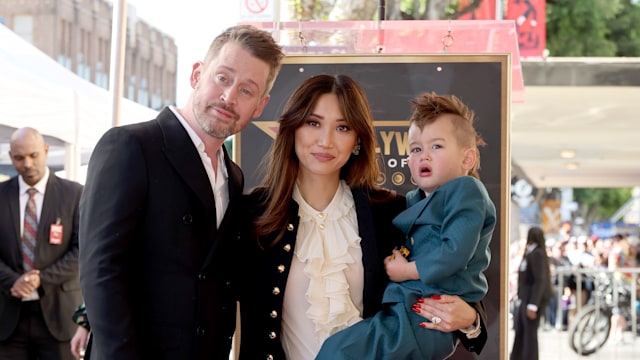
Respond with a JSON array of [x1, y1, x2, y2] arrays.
[[1, 25, 498, 360], [550, 233, 638, 338], [509, 230, 640, 347]]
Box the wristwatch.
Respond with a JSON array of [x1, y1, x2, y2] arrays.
[[459, 313, 481, 339]]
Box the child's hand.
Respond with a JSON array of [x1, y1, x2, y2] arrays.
[[385, 249, 412, 282], [391, 245, 411, 260]]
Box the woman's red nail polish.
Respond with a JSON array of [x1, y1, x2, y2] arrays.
[[419, 323, 428, 328], [431, 295, 441, 300], [416, 298, 424, 304], [412, 307, 420, 313]]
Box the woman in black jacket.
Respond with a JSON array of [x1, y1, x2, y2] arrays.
[[510, 226, 552, 360]]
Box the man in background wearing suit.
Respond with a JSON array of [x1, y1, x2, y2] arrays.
[[79, 25, 284, 360], [0, 127, 83, 360]]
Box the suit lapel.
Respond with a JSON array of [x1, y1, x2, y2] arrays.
[[394, 190, 436, 235], [201, 148, 244, 268], [4, 178, 21, 250], [352, 188, 380, 315], [223, 146, 243, 207], [39, 174, 59, 242], [157, 108, 215, 213]]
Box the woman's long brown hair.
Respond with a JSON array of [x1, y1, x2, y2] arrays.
[[252, 74, 380, 246]]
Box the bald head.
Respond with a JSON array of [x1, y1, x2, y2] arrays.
[[9, 127, 49, 186]]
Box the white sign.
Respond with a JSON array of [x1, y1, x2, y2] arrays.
[[239, 0, 276, 22]]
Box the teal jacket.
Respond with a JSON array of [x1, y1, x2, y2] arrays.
[[385, 176, 496, 305]]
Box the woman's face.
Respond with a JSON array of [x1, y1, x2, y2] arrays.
[[294, 93, 358, 182]]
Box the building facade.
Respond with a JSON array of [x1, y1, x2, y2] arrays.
[[0, 0, 177, 110]]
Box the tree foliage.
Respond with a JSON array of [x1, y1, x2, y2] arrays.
[[573, 188, 633, 224], [287, 0, 640, 56], [546, 0, 640, 56], [608, 0, 640, 56]]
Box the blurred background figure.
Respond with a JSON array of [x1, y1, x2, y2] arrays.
[[608, 233, 636, 344], [511, 226, 552, 360], [546, 241, 572, 330]]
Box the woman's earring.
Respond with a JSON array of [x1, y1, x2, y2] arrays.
[[352, 143, 361, 156]]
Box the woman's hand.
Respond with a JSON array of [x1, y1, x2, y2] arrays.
[[412, 294, 477, 332]]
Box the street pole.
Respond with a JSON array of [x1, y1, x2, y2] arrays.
[[109, 0, 127, 127]]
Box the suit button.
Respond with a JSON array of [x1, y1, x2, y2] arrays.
[[183, 214, 193, 224], [272, 287, 280, 295], [270, 310, 278, 318], [196, 327, 205, 336], [267, 356, 274, 360], [287, 224, 294, 231], [198, 274, 206, 280], [268, 331, 277, 339], [277, 265, 285, 273]]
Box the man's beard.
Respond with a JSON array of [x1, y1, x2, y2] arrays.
[[195, 101, 239, 139]]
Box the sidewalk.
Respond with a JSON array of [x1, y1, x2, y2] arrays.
[[508, 327, 640, 359]]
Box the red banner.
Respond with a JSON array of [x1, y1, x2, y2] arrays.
[[457, 0, 497, 20], [505, 0, 547, 59]]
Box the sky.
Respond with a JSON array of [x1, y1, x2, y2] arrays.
[[124, 0, 242, 105]]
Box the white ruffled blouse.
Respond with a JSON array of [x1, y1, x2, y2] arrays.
[[281, 180, 364, 359]]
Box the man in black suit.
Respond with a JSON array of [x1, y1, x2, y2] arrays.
[[79, 25, 284, 360], [0, 127, 83, 360]]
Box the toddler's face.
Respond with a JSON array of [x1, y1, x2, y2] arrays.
[[406, 115, 470, 193]]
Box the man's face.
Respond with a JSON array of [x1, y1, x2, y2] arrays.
[[9, 135, 49, 186], [189, 42, 271, 139]]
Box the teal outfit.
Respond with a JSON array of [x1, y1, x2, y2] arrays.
[[72, 302, 90, 331], [317, 176, 496, 360]]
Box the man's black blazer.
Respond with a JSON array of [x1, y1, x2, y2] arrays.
[[80, 108, 244, 360]]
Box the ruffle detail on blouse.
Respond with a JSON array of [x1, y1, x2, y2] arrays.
[[293, 181, 363, 343]]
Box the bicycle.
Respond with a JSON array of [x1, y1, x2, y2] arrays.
[[568, 272, 637, 355]]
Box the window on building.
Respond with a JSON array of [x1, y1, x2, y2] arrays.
[[58, 54, 72, 70], [139, 78, 149, 106], [96, 62, 108, 89], [59, 19, 72, 69], [98, 37, 111, 88], [14, 15, 33, 43], [151, 92, 162, 110], [77, 29, 92, 81], [128, 76, 136, 100], [77, 53, 87, 80]]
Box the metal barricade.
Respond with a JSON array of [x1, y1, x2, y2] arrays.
[[553, 266, 638, 339]]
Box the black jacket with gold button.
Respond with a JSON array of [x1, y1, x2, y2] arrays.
[[236, 186, 487, 359]]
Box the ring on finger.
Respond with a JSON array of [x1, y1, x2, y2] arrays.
[[431, 316, 442, 325]]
